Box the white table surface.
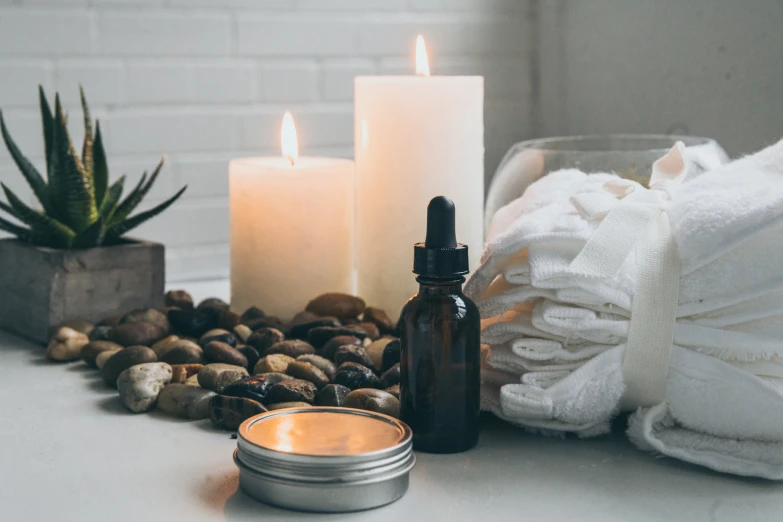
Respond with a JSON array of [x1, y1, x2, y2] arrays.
[[1, 281, 781, 522]]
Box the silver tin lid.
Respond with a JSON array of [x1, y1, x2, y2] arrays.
[[236, 407, 414, 486]]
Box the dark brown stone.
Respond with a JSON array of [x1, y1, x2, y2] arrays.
[[381, 363, 400, 388], [196, 297, 230, 314], [307, 326, 367, 348], [245, 316, 288, 333], [159, 344, 205, 365], [305, 293, 366, 319], [203, 341, 248, 367], [285, 361, 329, 388], [385, 384, 400, 400], [246, 328, 285, 355], [165, 290, 194, 310], [110, 322, 165, 347], [266, 340, 315, 358], [354, 322, 380, 341], [334, 345, 375, 369], [267, 379, 317, 404], [199, 329, 237, 348], [167, 309, 217, 338], [344, 389, 400, 418], [240, 306, 266, 324], [237, 345, 260, 372], [208, 395, 266, 430], [101, 346, 157, 387], [98, 315, 122, 328], [222, 373, 291, 404], [88, 325, 113, 342], [363, 307, 396, 335], [120, 308, 170, 335], [315, 384, 351, 407], [319, 335, 363, 361], [218, 309, 241, 331], [80, 340, 123, 367], [288, 316, 341, 340], [381, 339, 401, 373], [332, 362, 381, 390]]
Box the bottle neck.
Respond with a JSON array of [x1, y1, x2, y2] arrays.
[[416, 275, 466, 295]]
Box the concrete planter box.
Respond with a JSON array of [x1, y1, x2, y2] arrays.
[[0, 238, 164, 344]]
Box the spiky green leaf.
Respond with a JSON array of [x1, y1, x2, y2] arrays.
[[39, 86, 55, 183], [0, 215, 30, 241], [0, 110, 52, 214], [72, 216, 105, 248], [105, 185, 186, 242], [79, 85, 93, 178], [48, 95, 97, 232], [109, 156, 165, 226], [1, 183, 75, 247], [100, 174, 125, 220], [92, 121, 109, 208]]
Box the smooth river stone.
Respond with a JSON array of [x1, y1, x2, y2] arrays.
[[265, 340, 315, 359], [266, 379, 317, 404], [95, 348, 122, 370], [381, 339, 401, 373], [158, 383, 216, 419], [117, 362, 173, 413], [253, 354, 294, 375], [199, 329, 237, 348], [287, 316, 341, 340], [334, 345, 374, 369], [110, 322, 164, 347], [165, 289, 194, 310], [318, 335, 362, 361], [354, 322, 381, 341], [332, 362, 381, 390], [198, 363, 249, 393], [159, 343, 205, 365], [218, 309, 241, 331], [167, 309, 217, 339], [48, 319, 94, 341], [170, 364, 204, 384], [296, 354, 336, 379], [245, 328, 285, 355], [101, 346, 158, 387], [233, 325, 253, 343], [344, 389, 400, 418], [209, 395, 267, 430], [366, 338, 395, 372], [315, 384, 351, 407], [222, 373, 291, 404], [203, 341, 247, 367], [266, 402, 312, 411], [305, 293, 366, 319], [88, 326, 114, 342], [285, 361, 329, 389], [80, 340, 123, 367], [237, 345, 260, 372], [384, 384, 400, 400], [362, 307, 396, 335], [240, 306, 266, 324], [307, 326, 368, 349], [46, 327, 90, 362], [381, 363, 401, 388], [120, 308, 170, 335]]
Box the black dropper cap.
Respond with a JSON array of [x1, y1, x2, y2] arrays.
[[413, 196, 470, 277]]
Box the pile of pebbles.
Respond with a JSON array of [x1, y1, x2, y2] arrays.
[[45, 291, 402, 430]]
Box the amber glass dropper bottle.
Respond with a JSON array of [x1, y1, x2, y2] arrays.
[[400, 196, 481, 453]]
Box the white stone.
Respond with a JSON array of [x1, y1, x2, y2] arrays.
[[117, 363, 173, 413]]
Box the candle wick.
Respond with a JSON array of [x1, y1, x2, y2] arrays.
[[288, 156, 296, 167]]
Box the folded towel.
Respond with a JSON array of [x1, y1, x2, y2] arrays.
[[473, 138, 783, 479]]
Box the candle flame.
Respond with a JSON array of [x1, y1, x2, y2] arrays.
[[415, 35, 430, 77], [281, 111, 299, 166]]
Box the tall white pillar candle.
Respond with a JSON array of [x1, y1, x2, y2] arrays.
[[355, 36, 484, 318], [230, 113, 355, 319]]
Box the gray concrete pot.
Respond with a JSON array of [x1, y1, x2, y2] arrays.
[[0, 238, 164, 344]]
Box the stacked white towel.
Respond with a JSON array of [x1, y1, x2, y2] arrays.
[[468, 139, 783, 479]]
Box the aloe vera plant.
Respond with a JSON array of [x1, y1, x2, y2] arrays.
[[0, 86, 186, 249]]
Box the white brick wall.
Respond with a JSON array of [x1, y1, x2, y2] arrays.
[[0, 0, 531, 282]]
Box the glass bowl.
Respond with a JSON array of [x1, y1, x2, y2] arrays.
[[485, 134, 729, 230]]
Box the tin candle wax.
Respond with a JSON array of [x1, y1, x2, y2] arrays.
[[235, 407, 415, 513], [229, 113, 355, 318]]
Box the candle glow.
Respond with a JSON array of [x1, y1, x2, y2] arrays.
[[281, 111, 299, 166], [415, 35, 430, 77]]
